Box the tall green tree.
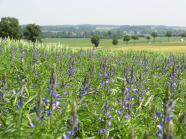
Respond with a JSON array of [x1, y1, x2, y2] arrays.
[[181, 32, 186, 40], [131, 35, 139, 44], [146, 36, 151, 43], [0, 17, 22, 39], [24, 24, 42, 43], [123, 35, 131, 45], [166, 31, 172, 42], [91, 35, 100, 48], [151, 32, 158, 42], [112, 38, 118, 46]]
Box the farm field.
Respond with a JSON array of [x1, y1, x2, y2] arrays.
[[0, 39, 185, 138], [42, 37, 186, 53]]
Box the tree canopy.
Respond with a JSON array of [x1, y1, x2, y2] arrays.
[[151, 32, 158, 42], [146, 36, 151, 42], [131, 35, 139, 44], [112, 38, 118, 46], [0, 17, 22, 39], [181, 32, 186, 39], [166, 31, 172, 41], [91, 35, 100, 48], [123, 35, 131, 44], [24, 24, 42, 43]]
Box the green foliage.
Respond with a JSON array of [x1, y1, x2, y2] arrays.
[[24, 24, 42, 43], [91, 35, 100, 48], [181, 32, 186, 39], [146, 36, 151, 42], [0, 38, 185, 138], [123, 35, 131, 44], [131, 35, 139, 44], [112, 38, 118, 46], [151, 32, 158, 42], [166, 31, 172, 41], [0, 17, 22, 39]]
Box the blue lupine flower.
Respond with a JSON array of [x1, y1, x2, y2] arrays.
[[47, 110, 51, 116], [107, 113, 112, 119], [156, 130, 163, 138], [74, 126, 78, 132], [17, 75, 20, 80], [2, 98, 5, 103], [156, 111, 161, 117], [16, 102, 21, 109], [97, 92, 101, 96], [157, 121, 163, 130], [132, 89, 138, 93], [117, 98, 121, 103], [124, 114, 129, 119], [104, 73, 107, 77], [4, 109, 8, 113], [43, 96, 49, 103], [29, 121, 35, 128], [99, 117, 104, 121], [25, 78, 28, 82], [62, 132, 69, 139], [77, 93, 81, 98], [54, 92, 59, 98], [40, 114, 45, 119], [100, 127, 106, 134], [82, 92, 87, 96], [118, 108, 122, 115], [107, 121, 111, 126]]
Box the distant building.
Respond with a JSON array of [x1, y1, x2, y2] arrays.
[[180, 39, 184, 41], [72, 32, 76, 36]]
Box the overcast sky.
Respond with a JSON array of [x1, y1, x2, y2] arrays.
[[0, 0, 186, 26]]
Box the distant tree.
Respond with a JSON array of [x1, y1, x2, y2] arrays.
[[91, 35, 100, 48], [151, 32, 158, 42], [181, 32, 186, 40], [112, 38, 118, 46], [131, 35, 139, 44], [166, 31, 172, 42], [146, 36, 151, 43], [123, 35, 131, 45], [0, 17, 22, 39], [24, 24, 42, 43], [106, 31, 112, 39]]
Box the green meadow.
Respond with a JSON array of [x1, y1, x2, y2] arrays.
[[42, 37, 186, 53]]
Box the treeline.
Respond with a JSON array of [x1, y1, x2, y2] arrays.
[[38, 24, 186, 35], [41, 30, 184, 39], [41, 31, 123, 39], [0, 17, 42, 43]]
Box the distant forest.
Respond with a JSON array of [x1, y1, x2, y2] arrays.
[[21, 24, 186, 39]]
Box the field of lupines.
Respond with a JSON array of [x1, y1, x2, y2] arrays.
[[0, 39, 185, 139]]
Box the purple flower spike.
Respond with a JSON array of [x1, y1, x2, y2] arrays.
[[4, 109, 8, 113], [107, 121, 111, 126], [156, 130, 163, 138], [107, 113, 112, 119], [117, 98, 121, 103], [124, 114, 129, 119], [47, 110, 51, 116], [100, 127, 106, 134], [118, 108, 122, 115], [156, 111, 161, 117], [62, 132, 69, 139], [99, 117, 104, 121], [157, 121, 163, 130], [29, 121, 35, 128]]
